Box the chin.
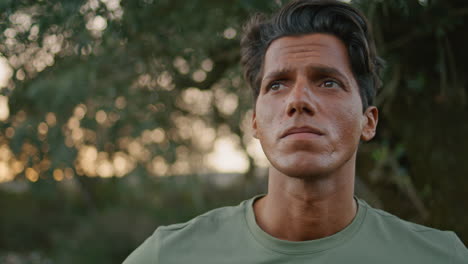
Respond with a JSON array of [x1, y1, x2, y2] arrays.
[[269, 154, 338, 179], [277, 166, 334, 180]]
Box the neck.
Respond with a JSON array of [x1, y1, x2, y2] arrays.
[[253, 157, 357, 241]]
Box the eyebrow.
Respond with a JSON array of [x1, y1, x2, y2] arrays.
[[262, 65, 350, 85]]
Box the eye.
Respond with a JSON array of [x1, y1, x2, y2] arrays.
[[320, 80, 342, 89], [269, 81, 287, 91]]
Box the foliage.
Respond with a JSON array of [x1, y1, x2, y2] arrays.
[[0, 0, 468, 262], [0, 175, 266, 263]]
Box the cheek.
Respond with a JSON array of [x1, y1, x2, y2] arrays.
[[255, 108, 280, 148], [256, 113, 274, 139], [332, 105, 363, 144], [255, 101, 274, 129]]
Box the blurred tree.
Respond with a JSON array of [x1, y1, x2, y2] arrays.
[[0, 0, 277, 197], [355, 0, 468, 238], [0, 0, 467, 262]]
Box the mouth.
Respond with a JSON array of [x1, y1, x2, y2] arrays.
[[280, 126, 324, 139]]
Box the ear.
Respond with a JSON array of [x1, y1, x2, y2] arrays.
[[361, 106, 378, 141], [252, 110, 258, 139]]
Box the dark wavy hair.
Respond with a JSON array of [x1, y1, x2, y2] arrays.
[[240, 0, 384, 111]]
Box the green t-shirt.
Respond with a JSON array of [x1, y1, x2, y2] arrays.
[[123, 196, 468, 263]]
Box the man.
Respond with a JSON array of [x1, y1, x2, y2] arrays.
[[124, 0, 468, 263]]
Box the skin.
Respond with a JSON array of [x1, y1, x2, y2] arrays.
[[252, 33, 378, 241]]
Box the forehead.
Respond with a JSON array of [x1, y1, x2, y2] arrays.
[[263, 33, 354, 80]]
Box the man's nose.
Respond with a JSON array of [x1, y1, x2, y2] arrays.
[[286, 82, 316, 117]]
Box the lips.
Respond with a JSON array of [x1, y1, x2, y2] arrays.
[[280, 126, 324, 139]]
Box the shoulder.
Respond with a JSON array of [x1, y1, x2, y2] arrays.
[[156, 199, 248, 247], [160, 200, 246, 235], [362, 200, 451, 236], [122, 227, 164, 264], [358, 199, 468, 263], [123, 199, 249, 264]]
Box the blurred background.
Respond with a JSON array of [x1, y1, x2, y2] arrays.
[[0, 0, 467, 263]]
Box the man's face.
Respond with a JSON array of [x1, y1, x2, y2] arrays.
[[252, 33, 378, 178]]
